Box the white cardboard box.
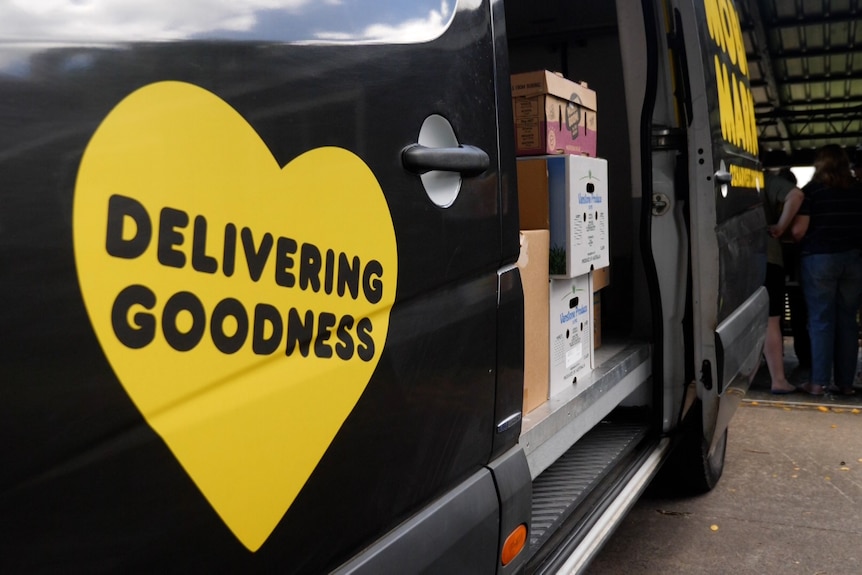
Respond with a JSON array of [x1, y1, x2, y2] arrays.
[[549, 274, 593, 398], [517, 155, 609, 278]]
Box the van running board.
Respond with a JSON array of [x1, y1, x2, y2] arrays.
[[525, 419, 653, 569]]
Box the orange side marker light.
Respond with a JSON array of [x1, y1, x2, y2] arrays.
[[501, 524, 527, 566]]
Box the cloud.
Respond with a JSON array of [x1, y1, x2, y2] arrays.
[[0, 0, 311, 42], [314, 1, 453, 43], [0, 0, 460, 44]]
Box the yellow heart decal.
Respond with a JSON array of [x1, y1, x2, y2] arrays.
[[73, 81, 397, 551]]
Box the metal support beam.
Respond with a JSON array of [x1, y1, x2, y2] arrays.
[[759, 131, 862, 143], [742, 10, 862, 30], [756, 96, 862, 108], [751, 70, 862, 87], [758, 104, 862, 119]]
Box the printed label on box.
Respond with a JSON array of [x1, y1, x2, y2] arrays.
[[565, 341, 583, 368]]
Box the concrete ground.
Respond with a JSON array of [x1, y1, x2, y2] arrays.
[[588, 339, 862, 575]]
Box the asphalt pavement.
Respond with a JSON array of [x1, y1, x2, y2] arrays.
[[587, 339, 862, 575]]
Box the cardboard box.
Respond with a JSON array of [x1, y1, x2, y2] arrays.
[[593, 291, 602, 353], [511, 70, 597, 157], [549, 274, 592, 398], [516, 159, 551, 229], [517, 230, 551, 413], [517, 155, 610, 278], [592, 266, 610, 292], [591, 268, 605, 356]]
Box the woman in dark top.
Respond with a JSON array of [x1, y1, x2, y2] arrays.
[[791, 145, 862, 396]]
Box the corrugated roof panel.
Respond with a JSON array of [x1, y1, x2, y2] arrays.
[[744, 0, 862, 164], [777, 28, 802, 51], [826, 23, 852, 46], [804, 25, 826, 48], [781, 58, 801, 79], [771, 0, 795, 19]]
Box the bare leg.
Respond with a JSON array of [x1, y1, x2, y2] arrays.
[[765, 316, 795, 392]]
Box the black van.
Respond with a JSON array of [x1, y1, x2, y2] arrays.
[[0, 0, 766, 573]]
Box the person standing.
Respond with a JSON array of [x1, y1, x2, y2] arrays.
[[764, 170, 804, 393], [791, 145, 862, 396], [776, 169, 812, 371]]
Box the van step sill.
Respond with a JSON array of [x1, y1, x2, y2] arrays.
[[520, 340, 652, 479], [528, 420, 650, 555]]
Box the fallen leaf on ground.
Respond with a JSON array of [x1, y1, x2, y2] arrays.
[[656, 509, 691, 517]]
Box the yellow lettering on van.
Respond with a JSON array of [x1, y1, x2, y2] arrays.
[[739, 74, 758, 155], [713, 57, 759, 156], [719, 0, 736, 66], [732, 73, 745, 148], [729, 164, 763, 190], [704, 0, 748, 77], [740, 78, 757, 152], [704, 0, 722, 47], [715, 56, 735, 144], [721, 0, 747, 74]]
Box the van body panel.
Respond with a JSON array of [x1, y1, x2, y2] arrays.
[[0, 1, 513, 572], [712, 286, 768, 453], [330, 468, 501, 575]]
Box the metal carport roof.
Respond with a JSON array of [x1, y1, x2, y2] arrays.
[[737, 0, 862, 167]]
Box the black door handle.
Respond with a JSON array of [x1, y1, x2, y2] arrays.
[[714, 169, 733, 184], [401, 144, 489, 177]]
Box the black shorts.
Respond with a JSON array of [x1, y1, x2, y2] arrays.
[[765, 263, 785, 318]]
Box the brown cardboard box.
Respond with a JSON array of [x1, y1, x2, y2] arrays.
[[591, 267, 607, 354], [516, 159, 551, 230], [592, 266, 610, 292], [511, 70, 597, 157], [517, 230, 550, 414], [593, 291, 602, 352]]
